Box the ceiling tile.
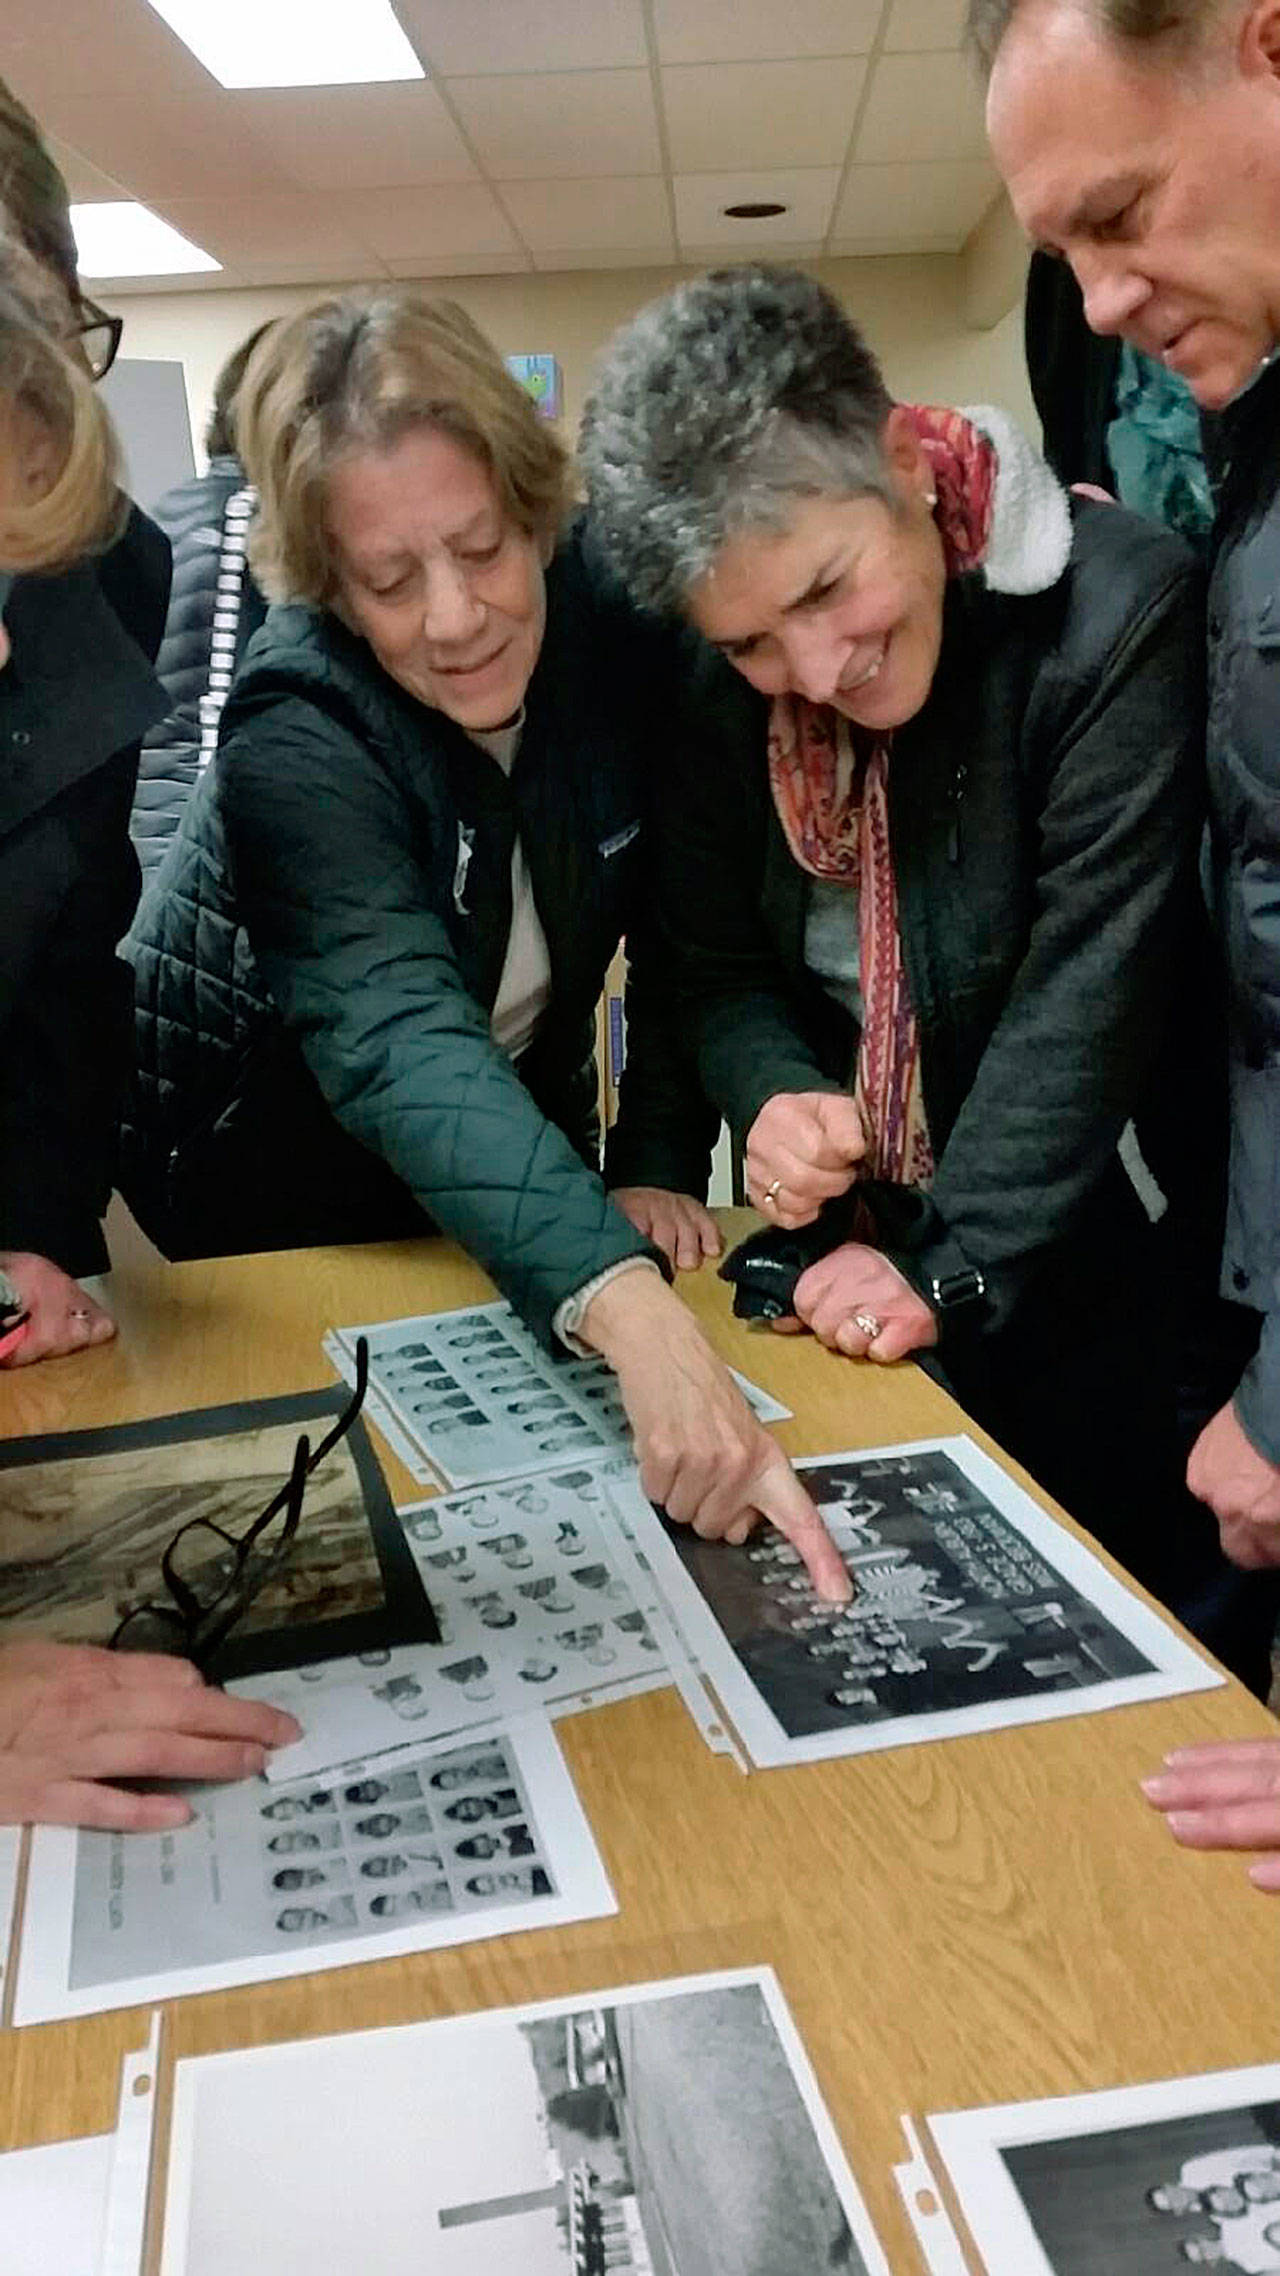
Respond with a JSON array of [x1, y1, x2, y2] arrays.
[[653, 0, 881, 63], [341, 186, 523, 262], [680, 239, 824, 266], [155, 194, 377, 269], [883, 0, 968, 48], [502, 177, 673, 254], [46, 134, 129, 204], [833, 160, 999, 246], [854, 52, 989, 163], [234, 255, 392, 285], [3, 0, 211, 102], [385, 252, 531, 277], [234, 84, 477, 189], [42, 88, 293, 200], [529, 245, 679, 272], [674, 169, 841, 249], [447, 70, 662, 179], [397, 0, 647, 75], [662, 59, 866, 172]]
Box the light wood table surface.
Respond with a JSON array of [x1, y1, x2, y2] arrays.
[[1, 1210, 1276, 2270]]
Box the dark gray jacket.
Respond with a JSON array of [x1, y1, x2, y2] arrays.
[[1206, 359, 1280, 1458], [656, 489, 1207, 1342]]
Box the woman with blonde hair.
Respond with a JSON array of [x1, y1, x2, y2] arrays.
[[125, 289, 846, 1594], [0, 241, 299, 1827], [0, 75, 172, 1366]]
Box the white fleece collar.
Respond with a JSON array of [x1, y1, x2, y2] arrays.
[[961, 402, 1074, 597]]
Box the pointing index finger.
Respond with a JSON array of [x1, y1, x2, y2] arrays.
[[754, 1459, 852, 1603]]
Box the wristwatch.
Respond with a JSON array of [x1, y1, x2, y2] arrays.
[[926, 1265, 989, 1332]]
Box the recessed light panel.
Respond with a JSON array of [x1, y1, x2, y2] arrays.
[[142, 0, 424, 89], [71, 203, 222, 278]]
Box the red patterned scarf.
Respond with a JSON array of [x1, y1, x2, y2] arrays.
[[767, 405, 997, 1186]]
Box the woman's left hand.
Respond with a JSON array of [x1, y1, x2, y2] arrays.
[[611, 1187, 723, 1272], [781, 1240, 937, 1361]]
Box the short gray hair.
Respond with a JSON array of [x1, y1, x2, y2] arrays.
[[966, 0, 1228, 73], [579, 265, 894, 618]]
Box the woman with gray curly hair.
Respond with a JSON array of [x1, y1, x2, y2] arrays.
[[580, 263, 1277, 1690]]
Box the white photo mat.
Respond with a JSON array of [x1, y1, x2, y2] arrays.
[[12, 1718, 613, 2025], [925, 2061, 1280, 2276], [326, 1302, 790, 1488], [608, 1436, 1221, 1769], [157, 1965, 890, 2276], [0, 1825, 22, 2012], [236, 1459, 677, 1783]]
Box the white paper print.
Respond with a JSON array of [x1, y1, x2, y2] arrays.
[[239, 1461, 674, 1782], [158, 1966, 889, 2276], [0, 2011, 160, 2276], [609, 1436, 1221, 1769], [0, 2134, 113, 2276], [927, 2061, 1280, 2275], [12, 1719, 613, 2024], [327, 1302, 790, 1488]]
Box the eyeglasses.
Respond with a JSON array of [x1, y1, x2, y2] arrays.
[[74, 297, 124, 383], [109, 1338, 369, 1668]]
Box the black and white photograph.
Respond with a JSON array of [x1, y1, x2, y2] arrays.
[[11, 1721, 614, 2024], [327, 1304, 789, 1489], [157, 1967, 890, 2276], [0, 1384, 436, 1679], [237, 1461, 671, 1783], [926, 2063, 1280, 2275], [606, 1437, 1220, 1768]]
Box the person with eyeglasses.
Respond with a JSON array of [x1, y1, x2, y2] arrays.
[[0, 229, 299, 1829], [0, 77, 171, 1366]]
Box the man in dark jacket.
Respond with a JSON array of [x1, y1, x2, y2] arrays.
[[132, 324, 272, 878], [972, 0, 1280, 1858]]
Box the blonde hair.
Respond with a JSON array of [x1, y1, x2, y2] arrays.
[[237, 291, 573, 606], [0, 230, 123, 573]]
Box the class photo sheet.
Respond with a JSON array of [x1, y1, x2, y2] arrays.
[[235, 1458, 677, 1784], [326, 1301, 789, 1488], [12, 1719, 613, 2025], [157, 1966, 890, 2276], [924, 2061, 1280, 2276], [606, 1436, 1221, 1769]]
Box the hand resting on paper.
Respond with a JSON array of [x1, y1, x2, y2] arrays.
[[0, 1640, 300, 1831], [579, 1268, 850, 1602], [1142, 1739, 1280, 1893], [610, 1187, 723, 1271]]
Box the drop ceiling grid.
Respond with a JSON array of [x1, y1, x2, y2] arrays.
[[13, 0, 1000, 288]]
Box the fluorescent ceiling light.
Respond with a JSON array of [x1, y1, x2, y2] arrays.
[[71, 203, 221, 279], [143, 0, 425, 88]]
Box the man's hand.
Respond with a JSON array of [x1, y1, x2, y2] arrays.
[[580, 1271, 850, 1601], [1142, 1740, 1280, 1892], [610, 1187, 723, 1272], [0, 1251, 115, 1367], [744, 1091, 866, 1228], [784, 1241, 937, 1362], [1187, 1399, 1280, 1567], [0, 1639, 301, 1831]]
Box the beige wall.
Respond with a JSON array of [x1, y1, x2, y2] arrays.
[[113, 248, 1036, 471]]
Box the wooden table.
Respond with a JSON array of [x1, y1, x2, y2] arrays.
[[1, 1211, 1276, 2271]]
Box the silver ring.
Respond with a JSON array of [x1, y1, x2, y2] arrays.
[[69, 1306, 91, 1321], [763, 1177, 783, 1208], [853, 1312, 882, 1340]]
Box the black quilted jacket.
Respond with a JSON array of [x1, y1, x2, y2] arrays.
[[131, 455, 266, 879], [121, 522, 716, 1343]]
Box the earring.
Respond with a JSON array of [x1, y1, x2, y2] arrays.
[[924, 488, 938, 507]]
